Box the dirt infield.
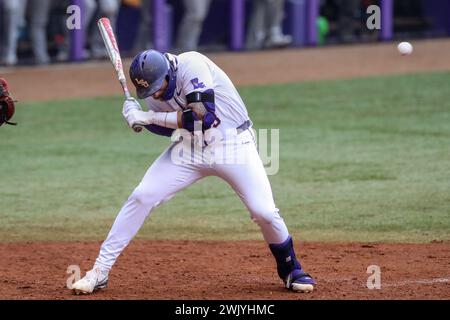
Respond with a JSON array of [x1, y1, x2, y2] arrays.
[[2, 38, 450, 102], [0, 240, 449, 300], [2, 39, 450, 300]]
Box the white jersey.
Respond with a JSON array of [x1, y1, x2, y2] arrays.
[[144, 51, 251, 136]]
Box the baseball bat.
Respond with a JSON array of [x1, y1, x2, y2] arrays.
[[97, 17, 142, 132]]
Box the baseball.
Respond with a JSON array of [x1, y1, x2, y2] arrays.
[[397, 42, 413, 55]]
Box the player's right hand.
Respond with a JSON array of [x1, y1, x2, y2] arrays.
[[122, 98, 156, 131], [122, 97, 141, 115], [122, 98, 145, 132]]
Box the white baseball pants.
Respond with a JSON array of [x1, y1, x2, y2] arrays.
[[94, 129, 289, 271]]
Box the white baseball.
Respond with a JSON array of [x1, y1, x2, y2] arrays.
[[397, 42, 413, 56]]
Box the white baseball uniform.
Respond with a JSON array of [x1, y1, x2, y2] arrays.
[[94, 52, 290, 271]]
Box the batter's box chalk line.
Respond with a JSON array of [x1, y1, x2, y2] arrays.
[[380, 276, 450, 288], [318, 276, 450, 288]]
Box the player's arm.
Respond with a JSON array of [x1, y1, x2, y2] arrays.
[[123, 59, 218, 132], [123, 97, 220, 135], [123, 96, 218, 135], [177, 57, 220, 132], [181, 89, 220, 132], [122, 98, 182, 133], [189, 102, 207, 120]]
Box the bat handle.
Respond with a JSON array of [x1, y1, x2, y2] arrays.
[[120, 79, 132, 100], [132, 125, 143, 133], [120, 80, 143, 133]]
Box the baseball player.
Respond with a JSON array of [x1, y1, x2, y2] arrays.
[[71, 50, 316, 294]]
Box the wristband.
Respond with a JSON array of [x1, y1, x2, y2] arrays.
[[152, 111, 179, 129]]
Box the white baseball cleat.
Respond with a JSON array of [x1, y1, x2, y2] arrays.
[[291, 282, 314, 293], [285, 270, 316, 293], [72, 267, 109, 295]]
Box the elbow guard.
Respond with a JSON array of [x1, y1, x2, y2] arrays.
[[182, 89, 220, 132]]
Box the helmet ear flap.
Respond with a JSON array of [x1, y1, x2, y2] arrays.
[[162, 66, 177, 101]]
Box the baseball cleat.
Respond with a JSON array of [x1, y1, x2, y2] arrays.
[[72, 267, 109, 295], [285, 269, 316, 293]]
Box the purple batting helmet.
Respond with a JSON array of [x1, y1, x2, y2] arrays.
[[129, 50, 170, 99]]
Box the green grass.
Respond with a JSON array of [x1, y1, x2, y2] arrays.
[[1, 72, 449, 242]]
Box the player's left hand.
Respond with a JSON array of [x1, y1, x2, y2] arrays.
[[125, 109, 155, 127]]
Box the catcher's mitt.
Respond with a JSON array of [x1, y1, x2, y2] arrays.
[[0, 78, 17, 126]]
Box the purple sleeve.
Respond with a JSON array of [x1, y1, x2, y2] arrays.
[[202, 89, 215, 112], [182, 89, 218, 132], [144, 124, 174, 137]]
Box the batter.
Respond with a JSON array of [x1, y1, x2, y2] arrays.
[[71, 50, 315, 294]]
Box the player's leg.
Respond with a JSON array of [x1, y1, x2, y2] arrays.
[[264, 0, 292, 48], [212, 130, 315, 292], [83, 0, 97, 27], [28, 0, 51, 64], [80, 0, 97, 60], [72, 143, 207, 294], [175, 0, 211, 51], [245, 0, 267, 50], [133, 0, 153, 53], [2, 0, 26, 66], [90, 0, 120, 58]]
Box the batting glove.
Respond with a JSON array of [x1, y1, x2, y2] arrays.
[[122, 98, 155, 132], [122, 97, 141, 113], [122, 98, 154, 132]]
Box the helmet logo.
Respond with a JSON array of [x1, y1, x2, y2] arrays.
[[135, 78, 150, 88]]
